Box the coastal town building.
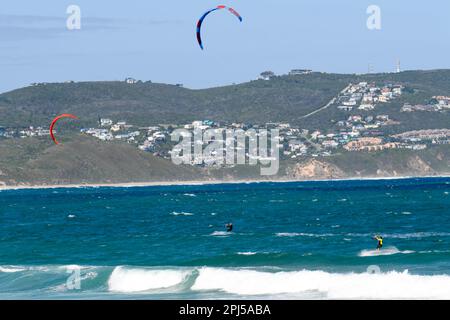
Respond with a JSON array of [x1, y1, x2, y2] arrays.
[[125, 77, 138, 84], [2, 80, 444, 168], [288, 69, 313, 76], [343, 137, 399, 152]]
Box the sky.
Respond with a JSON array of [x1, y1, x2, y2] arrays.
[[1, 0, 449, 93]]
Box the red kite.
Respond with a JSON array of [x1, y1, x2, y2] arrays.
[[50, 114, 78, 145]]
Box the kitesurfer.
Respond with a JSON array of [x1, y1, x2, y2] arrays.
[[374, 235, 383, 250]]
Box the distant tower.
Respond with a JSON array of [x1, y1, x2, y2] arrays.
[[368, 63, 374, 74], [396, 59, 401, 73]]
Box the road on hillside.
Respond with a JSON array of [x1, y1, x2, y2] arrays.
[[298, 84, 352, 119]]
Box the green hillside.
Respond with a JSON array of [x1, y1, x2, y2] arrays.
[[0, 73, 352, 127], [0, 136, 204, 185], [0, 69, 449, 186], [1, 70, 450, 132]]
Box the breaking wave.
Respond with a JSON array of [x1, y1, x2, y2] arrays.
[[0, 266, 26, 273], [191, 267, 450, 299], [2, 265, 450, 299], [107, 266, 192, 293]]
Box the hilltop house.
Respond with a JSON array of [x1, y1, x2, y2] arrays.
[[125, 77, 138, 84], [289, 69, 312, 76], [259, 71, 275, 81]]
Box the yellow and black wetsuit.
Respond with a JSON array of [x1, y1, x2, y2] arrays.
[[375, 236, 383, 249]]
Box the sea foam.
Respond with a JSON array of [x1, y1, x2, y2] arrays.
[[191, 267, 450, 299], [358, 246, 415, 257], [108, 267, 190, 293], [0, 266, 26, 273], [170, 212, 194, 216]]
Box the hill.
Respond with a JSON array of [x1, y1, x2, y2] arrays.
[[0, 69, 449, 186], [1, 70, 450, 132], [0, 136, 204, 186]]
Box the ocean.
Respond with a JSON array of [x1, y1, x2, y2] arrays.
[[0, 177, 449, 299]]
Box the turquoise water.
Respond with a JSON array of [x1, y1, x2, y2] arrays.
[[0, 177, 450, 299]]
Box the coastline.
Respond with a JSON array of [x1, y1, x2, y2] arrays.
[[1, 174, 449, 191]]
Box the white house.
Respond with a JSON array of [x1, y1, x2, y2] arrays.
[[100, 118, 113, 127], [125, 77, 138, 84]]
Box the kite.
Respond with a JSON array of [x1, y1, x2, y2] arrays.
[[196, 5, 243, 50], [50, 114, 78, 145]]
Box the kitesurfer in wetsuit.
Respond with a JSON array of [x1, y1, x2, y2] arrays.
[[226, 223, 233, 232], [374, 235, 383, 250]]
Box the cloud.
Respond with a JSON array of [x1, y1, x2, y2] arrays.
[[0, 14, 186, 68], [0, 14, 125, 41], [0, 14, 183, 41], [0, 14, 63, 25]]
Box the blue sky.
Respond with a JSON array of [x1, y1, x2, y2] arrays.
[[1, 0, 449, 93]]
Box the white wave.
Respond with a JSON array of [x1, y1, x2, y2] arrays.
[[183, 193, 197, 197], [237, 252, 257, 256], [82, 272, 98, 281], [276, 232, 302, 237], [192, 267, 450, 299], [276, 232, 334, 238], [401, 211, 412, 215], [170, 211, 194, 216], [51, 270, 98, 292], [0, 266, 26, 273], [67, 214, 76, 218], [344, 232, 450, 239], [210, 231, 231, 237], [384, 232, 450, 239], [238, 251, 281, 257], [57, 264, 94, 271], [358, 246, 414, 257], [108, 267, 189, 293], [419, 249, 450, 254], [0, 265, 80, 273]]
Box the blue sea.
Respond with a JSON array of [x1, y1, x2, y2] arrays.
[[0, 177, 450, 299]]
